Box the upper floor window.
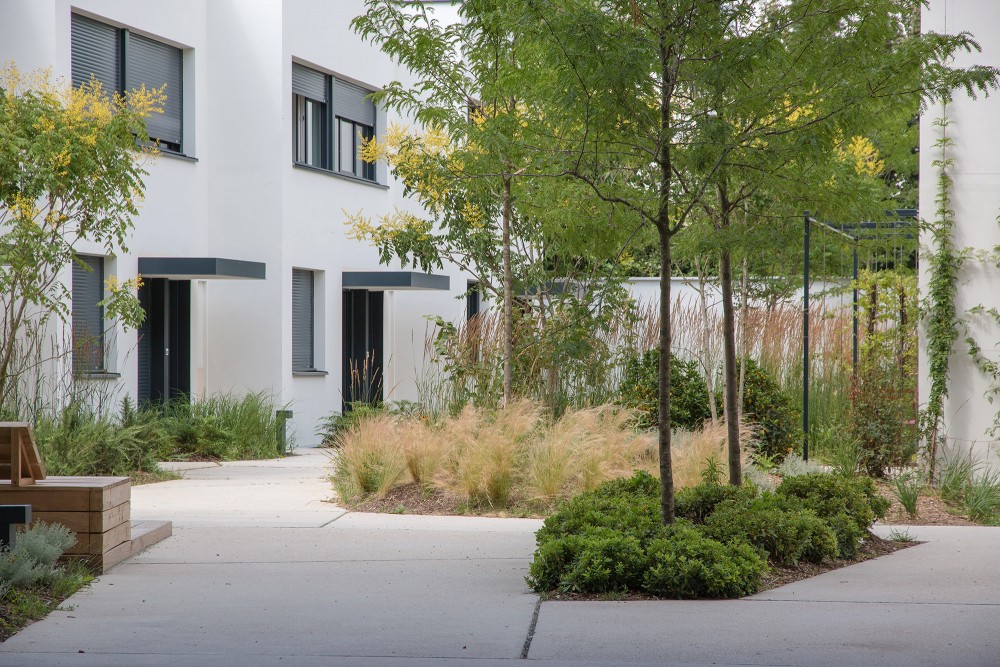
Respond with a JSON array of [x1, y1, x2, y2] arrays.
[[293, 63, 377, 182], [71, 13, 184, 153]]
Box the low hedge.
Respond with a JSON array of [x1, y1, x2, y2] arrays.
[[528, 470, 888, 598]]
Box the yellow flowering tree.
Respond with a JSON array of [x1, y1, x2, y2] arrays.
[[0, 65, 163, 411]]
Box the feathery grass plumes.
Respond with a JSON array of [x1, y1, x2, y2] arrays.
[[331, 401, 657, 509], [332, 414, 408, 500]]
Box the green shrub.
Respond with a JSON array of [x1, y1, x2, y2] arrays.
[[164, 391, 286, 459], [34, 404, 170, 477], [777, 473, 889, 558], [536, 488, 664, 547], [0, 522, 76, 594], [734, 358, 801, 462], [704, 492, 838, 565], [526, 534, 588, 591], [642, 523, 766, 599], [559, 529, 648, 593], [590, 469, 660, 499], [675, 481, 755, 523], [617, 350, 711, 430]]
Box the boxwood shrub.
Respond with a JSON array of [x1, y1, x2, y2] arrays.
[[643, 523, 767, 599], [776, 473, 889, 558], [703, 492, 839, 565], [528, 469, 887, 599]]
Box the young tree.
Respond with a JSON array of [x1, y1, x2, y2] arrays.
[[352, 0, 639, 408], [0, 66, 159, 411], [518, 0, 997, 519]]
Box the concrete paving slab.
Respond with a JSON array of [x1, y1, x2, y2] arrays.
[[3, 544, 536, 662], [754, 528, 1000, 605], [528, 598, 1000, 666], [128, 523, 538, 564]]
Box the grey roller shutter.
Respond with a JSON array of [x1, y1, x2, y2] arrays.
[[126, 33, 183, 147], [72, 256, 104, 372], [334, 78, 375, 126], [292, 270, 315, 371], [71, 14, 120, 95], [293, 63, 326, 102]]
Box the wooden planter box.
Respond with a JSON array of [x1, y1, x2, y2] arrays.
[[0, 476, 133, 572]]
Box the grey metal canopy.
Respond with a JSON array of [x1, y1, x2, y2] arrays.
[[138, 257, 266, 280], [342, 271, 449, 291]]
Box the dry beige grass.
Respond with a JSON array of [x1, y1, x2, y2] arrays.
[[332, 402, 758, 509], [670, 421, 756, 489]]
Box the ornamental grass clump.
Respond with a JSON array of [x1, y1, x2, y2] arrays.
[[332, 414, 408, 501], [330, 400, 657, 509]]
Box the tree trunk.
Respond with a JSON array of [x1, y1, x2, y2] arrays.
[[658, 225, 675, 523], [501, 176, 513, 405], [719, 250, 742, 485]]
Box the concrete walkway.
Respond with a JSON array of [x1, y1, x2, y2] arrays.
[[2, 450, 998, 666]]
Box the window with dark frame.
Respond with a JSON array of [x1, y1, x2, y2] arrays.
[[72, 255, 105, 373], [71, 13, 184, 153], [292, 62, 377, 182], [466, 281, 481, 322], [292, 269, 316, 372]]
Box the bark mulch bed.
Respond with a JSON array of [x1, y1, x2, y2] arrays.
[[875, 481, 976, 526], [349, 482, 545, 518]]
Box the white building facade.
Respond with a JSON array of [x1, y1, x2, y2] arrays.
[[921, 1, 1000, 469], [0, 0, 472, 446]]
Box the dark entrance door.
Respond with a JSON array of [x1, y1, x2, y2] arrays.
[[138, 278, 191, 404], [342, 289, 383, 408]]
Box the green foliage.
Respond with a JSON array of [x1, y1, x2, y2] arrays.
[[34, 403, 171, 476], [674, 481, 753, 524], [161, 391, 287, 459], [0, 523, 91, 641], [0, 66, 161, 410], [34, 391, 287, 478], [922, 116, 961, 474], [535, 485, 664, 547], [848, 271, 918, 477], [0, 522, 75, 593], [736, 359, 801, 461], [559, 529, 647, 594], [617, 350, 711, 431], [704, 492, 839, 565], [960, 467, 1000, 523], [642, 524, 767, 599], [891, 471, 923, 518], [777, 473, 889, 558]]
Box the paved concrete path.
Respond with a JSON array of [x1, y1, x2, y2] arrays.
[[2, 450, 998, 666]]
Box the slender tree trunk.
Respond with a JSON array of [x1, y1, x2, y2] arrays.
[[719, 250, 742, 485], [656, 29, 676, 525], [501, 176, 513, 405], [658, 225, 675, 523]]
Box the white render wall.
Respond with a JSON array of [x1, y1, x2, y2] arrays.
[[0, 0, 473, 445], [921, 1, 1000, 469]]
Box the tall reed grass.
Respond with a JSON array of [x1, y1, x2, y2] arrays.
[[420, 292, 856, 463]]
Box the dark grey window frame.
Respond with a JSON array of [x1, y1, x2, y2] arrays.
[[292, 62, 378, 183], [292, 269, 319, 373], [71, 13, 185, 154], [72, 255, 106, 374]]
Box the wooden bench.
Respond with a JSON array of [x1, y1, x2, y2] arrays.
[[0, 422, 132, 571]]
